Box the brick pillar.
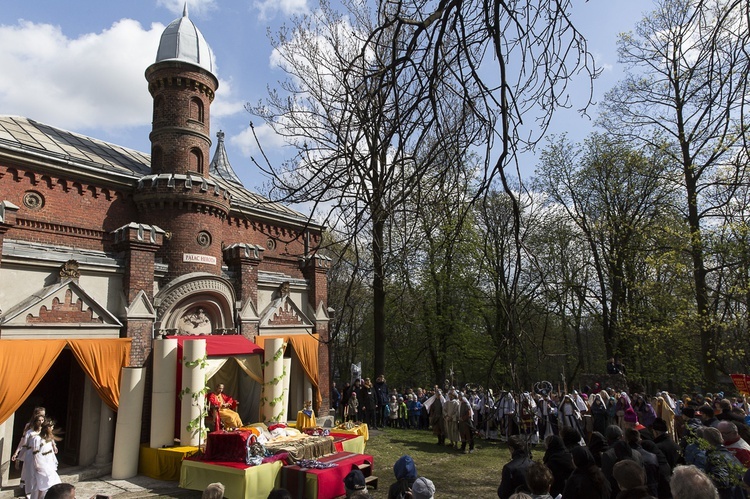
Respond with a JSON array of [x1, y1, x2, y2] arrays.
[[112, 223, 165, 367], [223, 243, 264, 338], [301, 253, 332, 413], [0, 201, 19, 267]]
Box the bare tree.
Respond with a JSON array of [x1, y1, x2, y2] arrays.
[[598, 0, 750, 385], [251, 0, 598, 377]]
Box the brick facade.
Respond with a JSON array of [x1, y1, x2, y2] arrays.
[[0, 12, 331, 455]]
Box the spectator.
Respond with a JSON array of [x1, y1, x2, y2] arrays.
[[202, 483, 225, 499], [670, 465, 719, 499], [525, 460, 555, 499], [498, 435, 533, 498], [717, 421, 750, 468], [562, 446, 611, 499], [543, 435, 574, 497], [387, 455, 418, 499], [43, 484, 75, 499], [344, 469, 367, 498], [411, 477, 435, 499], [612, 460, 651, 499]]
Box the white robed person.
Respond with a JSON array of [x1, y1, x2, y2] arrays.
[[31, 420, 61, 499], [495, 391, 517, 441], [443, 390, 461, 449], [558, 394, 585, 443]]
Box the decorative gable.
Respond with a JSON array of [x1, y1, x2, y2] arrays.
[[0, 278, 122, 338], [258, 283, 313, 330]]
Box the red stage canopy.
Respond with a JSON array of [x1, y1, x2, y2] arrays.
[[167, 335, 264, 357]]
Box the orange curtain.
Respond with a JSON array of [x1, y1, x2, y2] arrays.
[[68, 339, 131, 412], [255, 334, 322, 407], [0, 340, 66, 425]]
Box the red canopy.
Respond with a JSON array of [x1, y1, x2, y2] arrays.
[[168, 335, 264, 358]]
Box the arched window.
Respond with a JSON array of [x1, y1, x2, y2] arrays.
[[189, 97, 204, 123], [189, 148, 203, 174]]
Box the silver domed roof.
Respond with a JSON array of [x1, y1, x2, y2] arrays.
[[155, 4, 214, 74]]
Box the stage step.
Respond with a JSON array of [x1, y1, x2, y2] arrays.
[[365, 475, 378, 489], [356, 461, 377, 490]]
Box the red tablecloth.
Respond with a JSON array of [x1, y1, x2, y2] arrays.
[[281, 452, 374, 499], [204, 430, 255, 462]]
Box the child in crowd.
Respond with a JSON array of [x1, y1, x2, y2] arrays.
[[389, 396, 399, 428], [347, 392, 359, 422]]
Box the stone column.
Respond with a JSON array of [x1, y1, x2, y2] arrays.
[[95, 401, 115, 465]]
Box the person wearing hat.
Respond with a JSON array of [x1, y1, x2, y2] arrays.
[[388, 455, 418, 499], [411, 477, 435, 499], [344, 469, 368, 498]]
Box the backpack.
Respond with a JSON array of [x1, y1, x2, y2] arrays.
[[384, 403, 391, 417]]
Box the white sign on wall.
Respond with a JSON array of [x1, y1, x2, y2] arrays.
[[183, 253, 217, 265]]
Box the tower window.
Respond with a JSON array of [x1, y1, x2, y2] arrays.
[[189, 97, 204, 123], [189, 148, 203, 174]]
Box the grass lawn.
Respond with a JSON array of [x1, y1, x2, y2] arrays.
[[362, 427, 515, 498]]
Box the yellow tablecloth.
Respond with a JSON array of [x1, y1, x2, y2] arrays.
[[296, 410, 317, 429], [339, 435, 366, 454], [180, 459, 283, 499], [139, 445, 199, 481], [333, 423, 369, 441]]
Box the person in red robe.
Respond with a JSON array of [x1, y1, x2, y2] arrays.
[[206, 384, 242, 430]]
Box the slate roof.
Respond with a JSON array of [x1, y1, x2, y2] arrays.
[[0, 115, 311, 224]]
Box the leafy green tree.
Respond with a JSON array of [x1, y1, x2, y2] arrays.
[[598, 0, 750, 385]]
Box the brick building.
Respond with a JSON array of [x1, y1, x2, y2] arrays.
[[0, 8, 329, 481]]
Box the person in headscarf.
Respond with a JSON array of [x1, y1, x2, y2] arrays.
[[536, 393, 557, 441], [655, 395, 677, 443], [518, 392, 539, 445], [558, 395, 585, 443], [444, 390, 460, 449], [590, 394, 609, 436], [562, 447, 611, 499], [387, 455, 418, 499], [543, 435, 575, 497], [497, 391, 517, 442], [633, 395, 657, 429], [616, 393, 633, 429]]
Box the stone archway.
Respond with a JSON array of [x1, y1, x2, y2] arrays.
[[155, 273, 236, 334]]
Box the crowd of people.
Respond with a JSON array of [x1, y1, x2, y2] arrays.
[[333, 374, 750, 498], [11, 407, 63, 499], [491, 386, 750, 498]]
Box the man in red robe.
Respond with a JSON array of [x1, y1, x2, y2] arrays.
[[206, 384, 242, 430]]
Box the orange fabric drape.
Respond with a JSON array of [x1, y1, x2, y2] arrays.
[[255, 334, 322, 407], [0, 340, 66, 425], [68, 338, 131, 413]]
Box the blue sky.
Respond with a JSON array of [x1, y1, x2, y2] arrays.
[[0, 0, 656, 193]]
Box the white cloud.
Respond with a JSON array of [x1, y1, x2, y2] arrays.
[[230, 122, 287, 158], [0, 19, 162, 130], [253, 0, 309, 22], [0, 14, 246, 135], [212, 77, 247, 118]]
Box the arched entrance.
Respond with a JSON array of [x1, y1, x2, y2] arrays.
[[155, 273, 236, 335]]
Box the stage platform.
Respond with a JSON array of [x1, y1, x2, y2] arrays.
[[138, 445, 199, 481], [180, 458, 285, 499], [281, 451, 374, 499]]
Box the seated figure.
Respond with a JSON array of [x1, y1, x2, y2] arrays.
[[206, 384, 242, 430]]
